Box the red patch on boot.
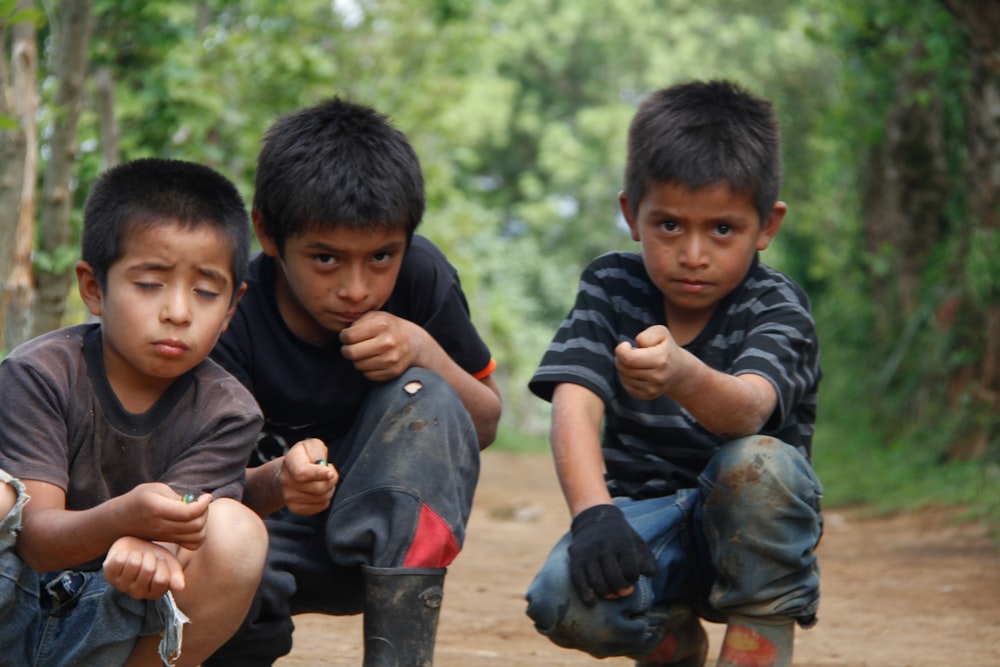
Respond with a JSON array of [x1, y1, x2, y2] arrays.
[[641, 632, 679, 662], [719, 623, 779, 667], [403, 503, 460, 568]]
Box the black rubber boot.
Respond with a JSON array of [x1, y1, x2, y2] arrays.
[[362, 565, 446, 667]]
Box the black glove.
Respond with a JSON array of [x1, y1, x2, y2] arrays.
[[567, 504, 657, 606]]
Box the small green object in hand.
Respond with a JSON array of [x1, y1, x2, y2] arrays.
[[182, 493, 196, 504], [315, 459, 327, 466]]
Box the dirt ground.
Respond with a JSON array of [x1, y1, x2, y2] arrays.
[[275, 450, 1000, 667]]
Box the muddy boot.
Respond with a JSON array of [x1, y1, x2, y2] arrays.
[[715, 615, 794, 667], [634, 607, 709, 667], [362, 566, 445, 667]]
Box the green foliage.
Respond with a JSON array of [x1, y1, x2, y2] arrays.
[[812, 372, 1000, 536], [0, 0, 46, 27]]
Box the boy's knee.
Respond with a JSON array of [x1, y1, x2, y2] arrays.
[[706, 435, 820, 504], [203, 498, 268, 581]]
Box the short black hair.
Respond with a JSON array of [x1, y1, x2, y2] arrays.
[[253, 97, 425, 252], [623, 80, 782, 224], [81, 158, 250, 298]]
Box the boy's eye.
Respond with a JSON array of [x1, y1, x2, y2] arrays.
[[659, 220, 679, 232], [135, 282, 161, 290], [372, 251, 394, 264], [314, 254, 336, 266], [716, 224, 733, 236], [195, 288, 221, 299]]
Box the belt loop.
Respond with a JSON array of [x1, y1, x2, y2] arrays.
[[44, 570, 85, 610]]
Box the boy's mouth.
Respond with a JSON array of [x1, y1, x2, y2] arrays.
[[153, 339, 189, 357], [336, 311, 365, 321], [676, 278, 710, 293]]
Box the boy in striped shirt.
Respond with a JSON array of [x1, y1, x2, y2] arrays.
[[526, 80, 823, 667]]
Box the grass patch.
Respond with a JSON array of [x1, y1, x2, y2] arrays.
[[812, 414, 1000, 538], [490, 422, 550, 454]]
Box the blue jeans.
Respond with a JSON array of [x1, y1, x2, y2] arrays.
[[525, 436, 823, 659], [206, 368, 480, 666], [0, 468, 184, 667]]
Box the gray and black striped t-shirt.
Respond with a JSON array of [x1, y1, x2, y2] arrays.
[[529, 251, 820, 500]]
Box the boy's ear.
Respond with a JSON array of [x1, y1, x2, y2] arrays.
[[75, 261, 103, 317], [252, 210, 279, 257], [220, 281, 248, 333], [618, 191, 640, 242], [756, 201, 787, 251]]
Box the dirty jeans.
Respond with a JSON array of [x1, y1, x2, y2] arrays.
[[0, 468, 185, 667], [525, 436, 823, 659], [205, 368, 480, 667]]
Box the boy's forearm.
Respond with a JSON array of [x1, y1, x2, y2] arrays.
[[18, 492, 125, 572], [551, 384, 613, 517], [242, 459, 286, 517], [666, 350, 777, 437]]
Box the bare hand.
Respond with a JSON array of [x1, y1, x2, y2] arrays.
[[114, 483, 211, 551], [615, 325, 681, 401], [339, 311, 422, 381], [103, 536, 185, 599], [279, 438, 339, 515]]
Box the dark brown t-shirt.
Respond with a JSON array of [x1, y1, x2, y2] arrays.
[[0, 323, 262, 517]]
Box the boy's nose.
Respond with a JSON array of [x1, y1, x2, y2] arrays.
[[337, 268, 369, 302], [679, 235, 708, 267], [161, 289, 193, 324]]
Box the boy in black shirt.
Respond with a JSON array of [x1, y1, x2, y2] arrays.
[[208, 98, 501, 666]]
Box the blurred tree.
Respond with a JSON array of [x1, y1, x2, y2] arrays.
[[0, 0, 42, 350], [32, 0, 94, 337], [940, 0, 1000, 458]]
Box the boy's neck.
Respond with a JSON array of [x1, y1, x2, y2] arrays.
[[663, 301, 717, 346], [101, 348, 176, 414]]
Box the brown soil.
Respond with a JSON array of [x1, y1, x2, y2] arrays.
[[276, 450, 1000, 667]]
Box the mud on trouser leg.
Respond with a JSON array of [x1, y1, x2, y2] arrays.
[[525, 490, 704, 660], [699, 435, 823, 622], [326, 368, 480, 570]]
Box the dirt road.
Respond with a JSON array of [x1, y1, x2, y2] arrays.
[[276, 450, 1000, 667]]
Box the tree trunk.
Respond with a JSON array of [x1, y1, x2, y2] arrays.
[[31, 0, 93, 338], [860, 39, 950, 337], [94, 65, 119, 169], [0, 1, 39, 351], [0, 23, 22, 291], [941, 0, 1000, 458]]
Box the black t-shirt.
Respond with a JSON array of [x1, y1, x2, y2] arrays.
[[212, 234, 493, 468]]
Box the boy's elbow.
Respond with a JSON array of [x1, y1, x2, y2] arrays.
[[475, 402, 502, 450], [477, 424, 498, 449]]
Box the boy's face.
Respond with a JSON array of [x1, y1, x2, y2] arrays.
[[76, 221, 241, 401], [620, 181, 784, 325], [255, 217, 407, 346]]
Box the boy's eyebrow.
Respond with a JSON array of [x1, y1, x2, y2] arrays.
[[195, 266, 231, 284], [305, 239, 407, 254], [126, 261, 231, 284], [646, 206, 747, 224]]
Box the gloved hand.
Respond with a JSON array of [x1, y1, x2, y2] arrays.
[[567, 503, 656, 606]]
